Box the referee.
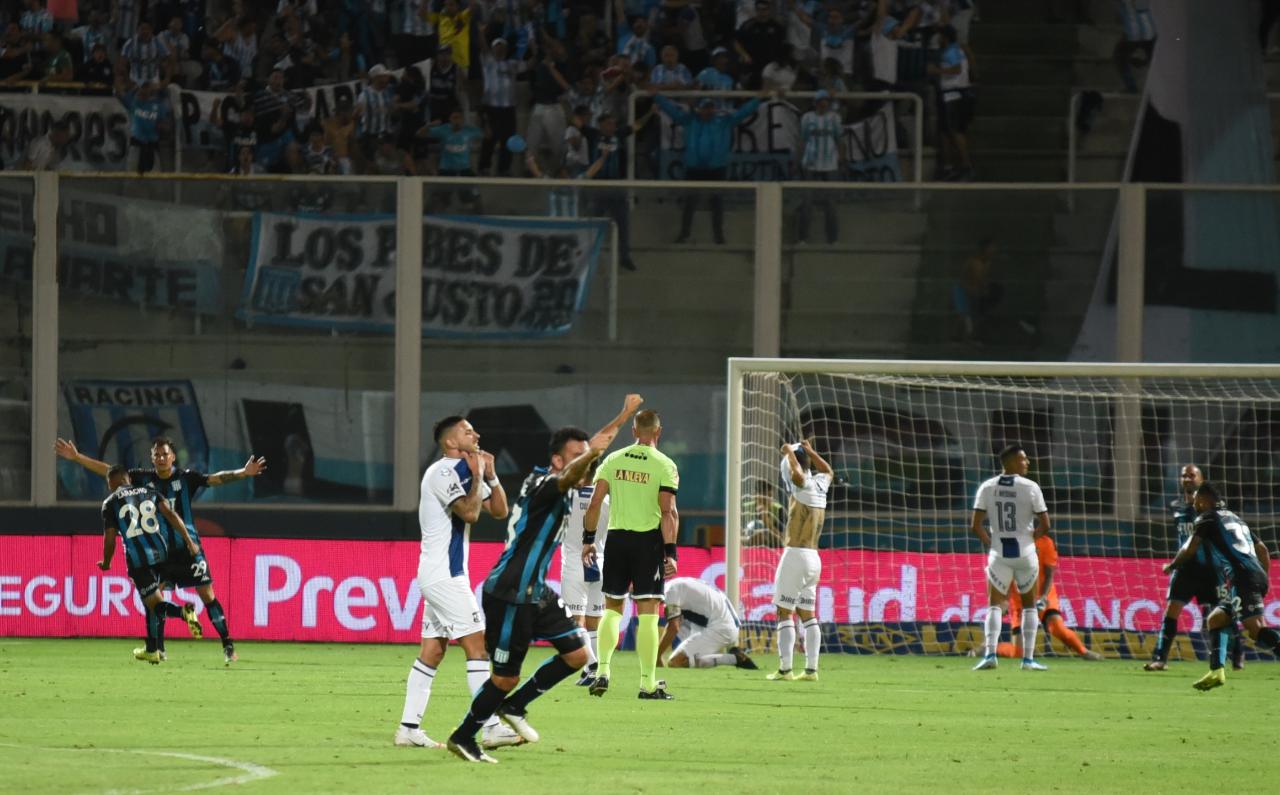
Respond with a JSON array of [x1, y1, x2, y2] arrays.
[[583, 410, 680, 700]]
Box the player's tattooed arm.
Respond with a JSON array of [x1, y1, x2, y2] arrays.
[[450, 452, 487, 524], [781, 444, 806, 487], [207, 455, 267, 486], [556, 445, 605, 493], [54, 438, 111, 477]]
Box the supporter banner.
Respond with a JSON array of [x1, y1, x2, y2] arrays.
[[841, 104, 902, 182], [0, 93, 129, 171], [238, 212, 607, 338], [4, 538, 1278, 657], [170, 59, 432, 153], [60, 380, 211, 500], [0, 185, 222, 314], [658, 100, 901, 182]]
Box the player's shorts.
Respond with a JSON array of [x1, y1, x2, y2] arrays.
[[160, 547, 213, 589], [1217, 571, 1270, 621], [483, 590, 586, 677], [560, 561, 604, 617], [940, 90, 975, 133], [419, 575, 485, 640], [772, 547, 822, 611], [126, 563, 165, 599], [672, 618, 739, 664], [601, 528, 665, 601], [1167, 564, 1218, 607], [986, 549, 1039, 595]]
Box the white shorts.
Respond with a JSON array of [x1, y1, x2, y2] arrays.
[[985, 550, 1039, 595], [772, 547, 822, 611], [672, 619, 738, 663], [419, 575, 485, 640], [560, 562, 604, 618]]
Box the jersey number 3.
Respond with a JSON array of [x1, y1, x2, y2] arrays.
[[119, 500, 161, 538]]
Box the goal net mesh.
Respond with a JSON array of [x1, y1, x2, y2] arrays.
[[733, 367, 1280, 659]]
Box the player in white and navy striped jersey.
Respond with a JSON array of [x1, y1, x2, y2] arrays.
[[659, 577, 757, 670], [396, 415, 517, 751], [970, 444, 1051, 672], [560, 461, 610, 685]]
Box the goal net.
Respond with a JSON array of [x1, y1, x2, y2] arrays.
[[726, 359, 1280, 660]]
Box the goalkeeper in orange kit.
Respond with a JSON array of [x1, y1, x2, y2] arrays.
[[996, 535, 1104, 660]]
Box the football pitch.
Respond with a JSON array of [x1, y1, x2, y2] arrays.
[[1, 639, 1275, 794]]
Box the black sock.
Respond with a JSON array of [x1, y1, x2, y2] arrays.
[[502, 656, 578, 714], [451, 679, 509, 742], [206, 599, 231, 644], [1154, 616, 1178, 661], [145, 605, 163, 653], [156, 601, 184, 618], [1230, 627, 1245, 662], [1256, 627, 1280, 652], [1209, 628, 1228, 670]]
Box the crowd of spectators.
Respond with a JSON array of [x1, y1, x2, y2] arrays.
[[2, 0, 981, 180]]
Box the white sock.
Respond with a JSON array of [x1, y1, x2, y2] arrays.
[[983, 607, 1002, 657], [1020, 608, 1040, 660], [399, 659, 436, 726], [466, 659, 499, 730], [693, 652, 737, 668], [586, 629, 599, 668], [803, 618, 821, 671], [777, 618, 796, 671]]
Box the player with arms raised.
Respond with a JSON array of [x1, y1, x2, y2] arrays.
[[395, 416, 511, 750], [446, 395, 639, 763], [57, 436, 266, 664], [971, 444, 1050, 672], [1164, 482, 1278, 690], [98, 465, 204, 664], [768, 439, 833, 682]]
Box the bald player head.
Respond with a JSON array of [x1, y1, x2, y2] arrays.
[[633, 410, 662, 444]]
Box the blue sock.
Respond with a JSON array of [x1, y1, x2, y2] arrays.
[[206, 599, 230, 644]]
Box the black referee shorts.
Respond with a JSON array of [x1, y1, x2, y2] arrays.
[[601, 528, 665, 601], [483, 590, 585, 677]]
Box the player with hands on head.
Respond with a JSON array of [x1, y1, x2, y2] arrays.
[[767, 438, 833, 682]]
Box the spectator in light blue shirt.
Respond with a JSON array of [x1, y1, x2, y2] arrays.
[[429, 109, 484, 208], [653, 89, 764, 244], [617, 15, 656, 68], [695, 47, 737, 110]]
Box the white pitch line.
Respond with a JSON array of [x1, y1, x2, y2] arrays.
[[0, 743, 278, 793]]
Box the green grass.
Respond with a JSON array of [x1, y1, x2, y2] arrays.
[[1, 639, 1276, 794]]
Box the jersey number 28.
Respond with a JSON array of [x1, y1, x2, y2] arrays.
[[119, 500, 161, 538]]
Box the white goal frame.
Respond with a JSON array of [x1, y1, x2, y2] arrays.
[[724, 358, 1280, 613]]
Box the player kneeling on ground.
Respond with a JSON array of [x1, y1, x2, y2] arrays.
[[1164, 482, 1278, 690], [658, 577, 756, 670], [994, 534, 1103, 661]]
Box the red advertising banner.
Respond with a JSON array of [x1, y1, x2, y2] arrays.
[[2, 536, 1277, 641]]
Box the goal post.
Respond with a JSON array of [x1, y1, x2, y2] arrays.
[[725, 358, 1280, 659]]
